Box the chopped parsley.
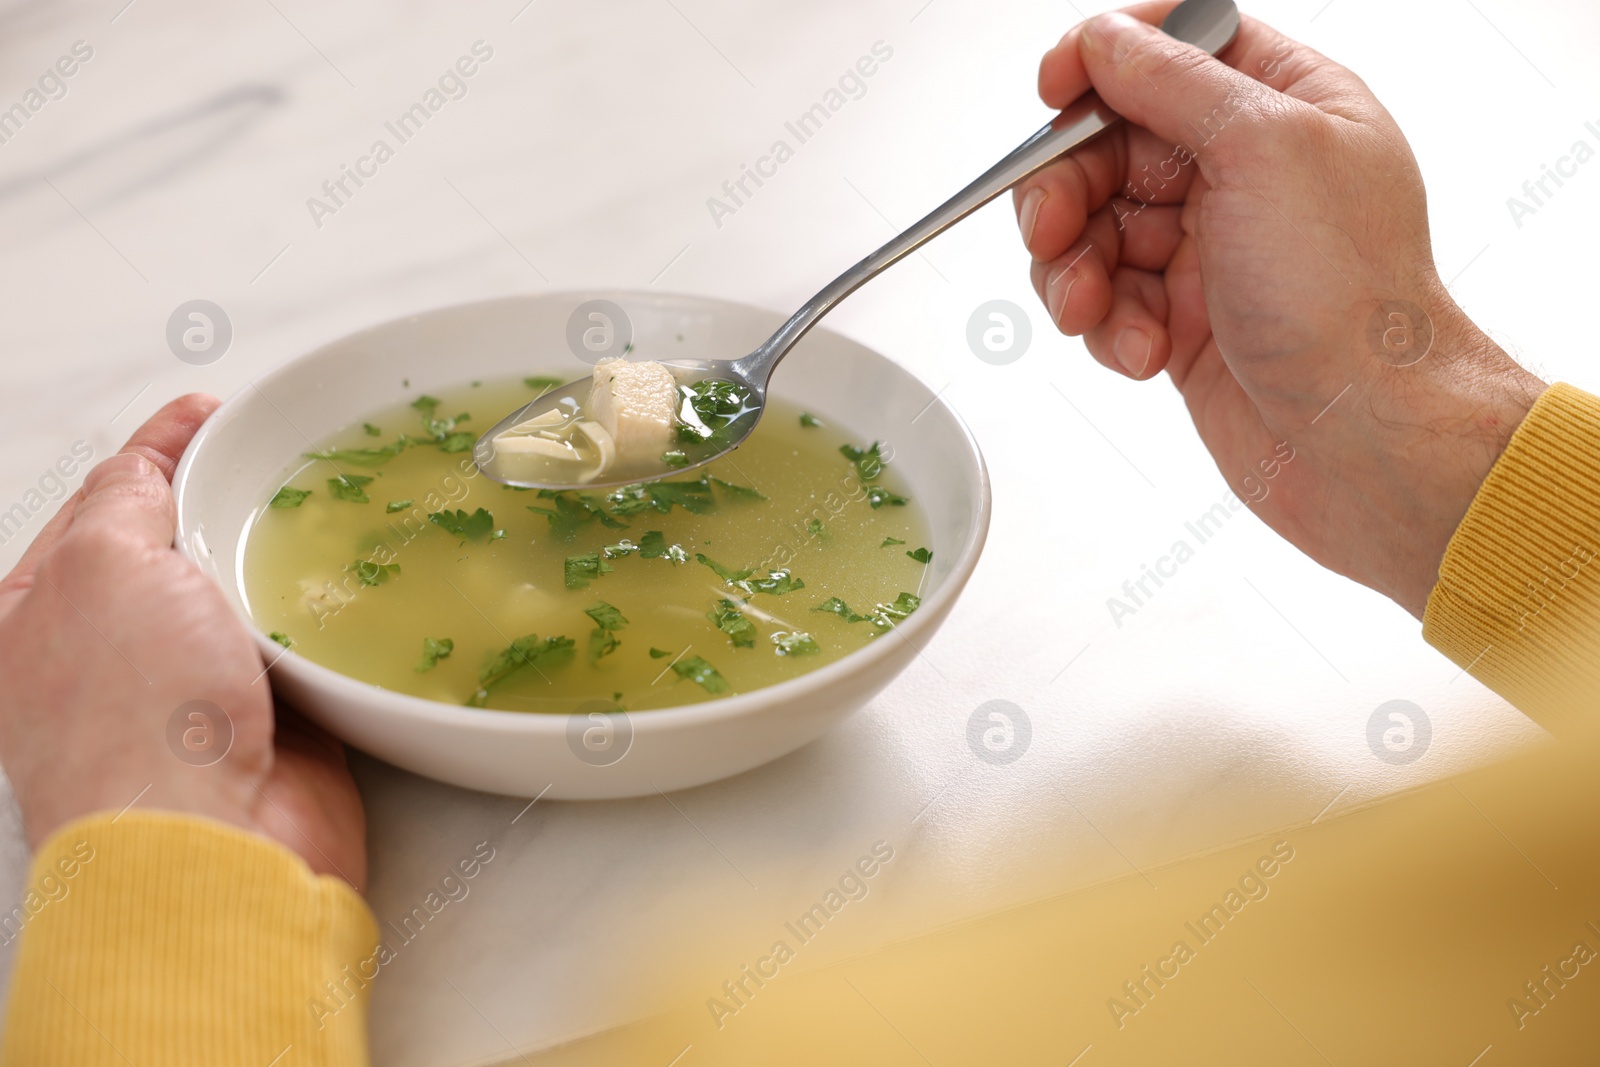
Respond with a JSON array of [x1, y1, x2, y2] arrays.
[[712, 477, 766, 501], [799, 413, 822, 428], [707, 599, 756, 648], [880, 536, 907, 548], [528, 493, 628, 541], [697, 555, 804, 596], [268, 631, 294, 648], [564, 553, 612, 589], [696, 553, 753, 584], [907, 547, 933, 564], [524, 376, 565, 393], [648, 647, 673, 659], [840, 441, 887, 481], [607, 474, 716, 516], [814, 597, 868, 624], [327, 474, 373, 503], [772, 631, 819, 656], [602, 539, 637, 559], [439, 432, 475, 453], [429, 507, 496, 541], [676, 379, 751, 446], [363, 422, 382, 437], [351, 559, 400, 586], [813, 592, 921, 630], [585, 601, 628, 662], [469, 634, 575, 706], [662, 450, 690, 468], [866, 485, 908, 509], [270, 486, 311, 509], [671, 655, 729, 694], [306, 440, 408, 467], [638, 530, 688, 562], [806, 518, 825, 536], [585, 601, 629, 632], [415, 637, 454, 672], [411, 395, 442, 413], [386, 499, 414, 513]]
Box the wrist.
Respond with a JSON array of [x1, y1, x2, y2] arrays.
[[1380, 311, 1545, 615]]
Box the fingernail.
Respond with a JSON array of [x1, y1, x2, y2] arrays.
[[1114, 327, 1153, 377], [1018, 188, 1046, 253], [1046, 265, 1079, 327], [1085, 12, 1152, 56]]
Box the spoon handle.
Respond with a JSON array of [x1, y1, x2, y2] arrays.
[[739, 90, 1122, 378]]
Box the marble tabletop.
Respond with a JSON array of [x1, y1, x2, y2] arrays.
[[1, 0, 1597, 1062]]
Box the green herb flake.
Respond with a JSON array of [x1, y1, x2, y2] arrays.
[[746, 569, 804, 596], [306, 440, 408, 467], [429, 507, 496, 541], [351, 559, 400, 586], [411, 395, 442, 413], [814, 597, 869, 624], [772, 631, 820, 657], [438, 432, 475, 453], [671, 654, 729, 694], [607, 474, 716, 516], [711, 477, 766, 501], [528, 493, 628, 541], [415, 637, 454, 672], [268, 631, 294, 649], [386, 499, 414, 514], [708, 598, 757, 648], [524, 376, 565, 393], [648, 647, 673, 659], [806, 518, 825, 536], [327, 474, 373, 503], [585, 601, 629, 632], [363, 422, 382, 437], [564, 553, 613, 589], [270, 486, 311, 509], [867, 485, 909, 509], [662, 450, 690, 468], [907, 547, 933, 564], [588, 628, 622, 662], [880, 536, 907, 548], [696, 553, 753, 584], [638, 531, 687, 562], [469, 634, 575, 706], [840, 441, 887, 481], [799, 413, 822, 428]]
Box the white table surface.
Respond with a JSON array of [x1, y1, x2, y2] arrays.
[[1, 0, 1596, 1062]]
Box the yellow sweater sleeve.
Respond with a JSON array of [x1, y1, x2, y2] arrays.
[[1424, 382, 1600, 725], [1, 811, 379, 1066]]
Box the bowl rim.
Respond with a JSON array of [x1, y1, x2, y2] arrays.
[[172, 288, 991, 737]]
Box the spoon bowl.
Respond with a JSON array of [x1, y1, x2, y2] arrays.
[[477, 0, 1240, 491]]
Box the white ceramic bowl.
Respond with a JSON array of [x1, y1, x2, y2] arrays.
[[173, 291, 989, 799]]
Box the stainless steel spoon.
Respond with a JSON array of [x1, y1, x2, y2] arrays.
[[477, 0, 1240, 490]]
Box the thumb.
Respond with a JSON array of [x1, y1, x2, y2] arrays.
[[1079, 12, 1273, 163], [68, 452, 179, 551]]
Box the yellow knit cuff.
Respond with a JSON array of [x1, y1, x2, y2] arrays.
[[1423, 382, 1600, 725], [1, 811, 379, 1067]]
